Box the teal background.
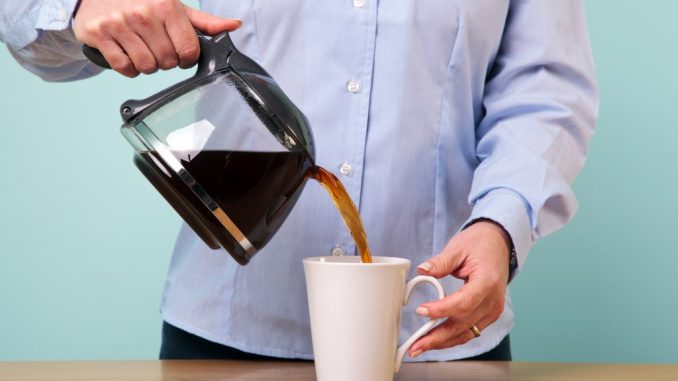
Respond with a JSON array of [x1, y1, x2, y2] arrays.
[[1, 1, 677, 362]]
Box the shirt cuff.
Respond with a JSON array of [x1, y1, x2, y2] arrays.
[[464, 188, 534, 278], [4, 0, 80, 49]]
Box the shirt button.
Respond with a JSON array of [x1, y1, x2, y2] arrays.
[[347, 80, 361, 93], [353, 0, 365, 8], [339, 162, 353, 176], [331, 245, 345, 256]]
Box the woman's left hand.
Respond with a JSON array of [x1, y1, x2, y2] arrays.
[[408, 220, 511, 358]]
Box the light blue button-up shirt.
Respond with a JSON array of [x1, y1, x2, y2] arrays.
[[1, 0, 598, 360]]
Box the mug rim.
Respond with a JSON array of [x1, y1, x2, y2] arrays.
[[303, 256, 410, 266]]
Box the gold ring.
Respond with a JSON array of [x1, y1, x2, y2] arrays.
[[470, 325, 481, 337]]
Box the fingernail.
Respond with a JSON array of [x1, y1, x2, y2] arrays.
[[234, 19, 244, 28], [410, 349, 423, 358], [417, 262, 432, 272], [416, 307, 429, 316]]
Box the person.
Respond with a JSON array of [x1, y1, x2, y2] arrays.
[[0, 0, 598, 361]]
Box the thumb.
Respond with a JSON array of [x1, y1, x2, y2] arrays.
[[416, 245, 465, 278], [183, 5, 243, 36]]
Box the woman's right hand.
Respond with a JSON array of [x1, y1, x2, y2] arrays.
[[73, 0, 242, 77]]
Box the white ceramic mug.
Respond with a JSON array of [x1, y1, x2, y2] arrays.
[[303, 256, 446, 381]]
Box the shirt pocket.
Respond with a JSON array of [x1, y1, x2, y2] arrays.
[[377, 0, 461, 73]]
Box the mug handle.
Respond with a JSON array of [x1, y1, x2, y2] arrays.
[[394, 275, 446, 373]]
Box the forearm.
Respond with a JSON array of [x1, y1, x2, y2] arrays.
[[468, 0, 599, 275], [1, 0, 102, 81]]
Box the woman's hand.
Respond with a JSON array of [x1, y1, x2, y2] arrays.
[[73, 0, 242, 77], [408, 220, 511, 358]]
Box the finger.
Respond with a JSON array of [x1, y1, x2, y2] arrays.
[[183, 5, 243, 35], [165, 6, 201, 68], [437, 313, 498, 350], [129, 13, 178, 70], [409, 313, 494, 356], [96, 39, 138, 77], [414, 297, 492, 350], [416, 242, 465, 278], [115, 32, 158, 74], [417, 278, 489, 319]]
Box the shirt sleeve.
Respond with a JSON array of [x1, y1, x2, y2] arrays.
[[465, 0, 599, 276], [0, 0, 103, 81]]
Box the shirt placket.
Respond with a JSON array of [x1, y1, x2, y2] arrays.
[[331, 0, 378, 257]]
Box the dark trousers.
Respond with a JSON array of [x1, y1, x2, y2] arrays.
[[160, 322, 512, 361]]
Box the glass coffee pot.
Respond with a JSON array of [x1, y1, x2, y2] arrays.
[[84, 32, 315, 265]]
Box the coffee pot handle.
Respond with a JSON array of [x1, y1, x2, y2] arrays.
[[394, 275, 446, 373], [81, 44, 112, 69], [82, 31, 225, 72], [82, 32, 237, 122]]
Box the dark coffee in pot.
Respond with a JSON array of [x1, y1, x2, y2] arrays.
[[135, 150, 372, 263]]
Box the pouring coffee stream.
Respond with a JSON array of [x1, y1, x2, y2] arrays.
[[84, 32, 372, 264], [312, 167, 372, 264]]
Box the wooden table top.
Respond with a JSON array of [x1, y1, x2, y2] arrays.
[[0, 360, 676, 381]]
